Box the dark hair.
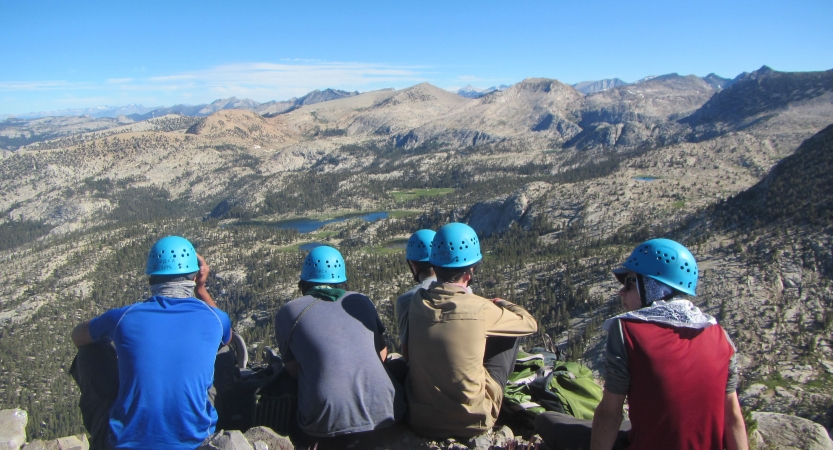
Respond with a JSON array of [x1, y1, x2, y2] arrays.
[[432, 262, 479, 283], [148, 272, 198, 285], [298, 280, 348, 295], [409, 261, 434, 282]]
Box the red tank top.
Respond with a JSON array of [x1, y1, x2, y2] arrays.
[[621, 319, 734, 450]]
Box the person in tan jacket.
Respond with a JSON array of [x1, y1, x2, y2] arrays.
[[405, 222, 538, 438]]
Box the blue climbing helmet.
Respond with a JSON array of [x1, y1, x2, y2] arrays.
[[146, 236, 199, 276], [301, 245, 347, 283], [429, 222, 482, 268], [613, 238, 698, 296], [406, 229, 436, 262]]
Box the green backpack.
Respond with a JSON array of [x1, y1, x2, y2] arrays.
[[503, 351, 603, 421]]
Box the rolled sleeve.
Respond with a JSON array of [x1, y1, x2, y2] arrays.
[[603, 319, 630, 396], [724, 329, 739, 393], [485, 300, 538, 336]]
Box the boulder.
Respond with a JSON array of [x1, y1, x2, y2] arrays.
[[55, 435, 87, 450], [243, 427, 293, 450], [21, 435, 89, 450], [0, 409, 27, 450], [752, 411, 833, 450], [198, 430, 254, 450]]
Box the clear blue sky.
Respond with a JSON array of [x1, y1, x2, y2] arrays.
[[1, 0, 831, 115]]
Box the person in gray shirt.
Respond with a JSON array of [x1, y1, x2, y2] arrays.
[[274, 245, 405, 446], [395, 229, 436, 360]]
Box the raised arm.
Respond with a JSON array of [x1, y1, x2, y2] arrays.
[[194, 253, 218, 308]]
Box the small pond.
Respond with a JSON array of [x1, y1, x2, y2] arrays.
[[384, 238, 409, 250], [634, 177, 658, 182]]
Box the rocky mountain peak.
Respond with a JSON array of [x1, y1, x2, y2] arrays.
[[572, 78, 628, 95], [377, 83, 467, 107], [702, 73, 733, 90], [185, 109, 287, 141]]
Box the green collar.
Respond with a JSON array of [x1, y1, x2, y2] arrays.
[[306, 286, 347, 302]]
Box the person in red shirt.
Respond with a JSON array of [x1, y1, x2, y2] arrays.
[[536, 238, 748, 450]]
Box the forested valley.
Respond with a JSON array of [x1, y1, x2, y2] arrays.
[[1, 69, 833, 440]]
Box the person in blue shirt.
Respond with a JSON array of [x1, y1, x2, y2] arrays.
[[70, 236, 232, 450]]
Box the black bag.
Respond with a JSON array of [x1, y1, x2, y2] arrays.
[[213, 340, 298, 434]]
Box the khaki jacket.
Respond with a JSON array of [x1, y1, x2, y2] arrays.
[[406, 282, 538, 438]]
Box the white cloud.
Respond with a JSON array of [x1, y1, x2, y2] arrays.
[[1, 60, 435, 114], [0, 80, 95, 91]]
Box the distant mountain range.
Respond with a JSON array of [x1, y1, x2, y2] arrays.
[[9, 104, 159, 120], [0, 69, 776, 123], [257, 88, 362, 117], [572, 78, 628, 95], [4, 89, 362, 121], [455, 85, 511, 99]]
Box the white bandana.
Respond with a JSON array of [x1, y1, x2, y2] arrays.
[[603, 299, 717, 331]]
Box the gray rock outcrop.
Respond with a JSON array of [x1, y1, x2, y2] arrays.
[[466, 182, 552, 237], [20, 435, 88, 450], [243, 427, 293, 450], [198, 430, 254, 450], [753, 411, 833, 450], [0, 410, 27, 450]]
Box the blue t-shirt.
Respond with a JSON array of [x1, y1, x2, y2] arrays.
[[89, 296, 232, 449]]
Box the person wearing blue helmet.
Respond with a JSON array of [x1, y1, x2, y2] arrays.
[[274, 245, 405, 446], [395, 229, 437, 359], [535, 238, 748, 450], [70, 236, 232, 449], [406, 222, 538, 439]]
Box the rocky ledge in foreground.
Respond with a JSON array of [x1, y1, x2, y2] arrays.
[[3, 408, 833, 449]]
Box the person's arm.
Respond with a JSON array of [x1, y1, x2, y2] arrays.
[[379, 346, 388, 362], [194, 253, 218, 308], [724, 391, 749, 450], [395, 291, 411, 361], [590, 390, 626, 450], [71, 320, 93, 347], [485, 298, 538, 336]]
